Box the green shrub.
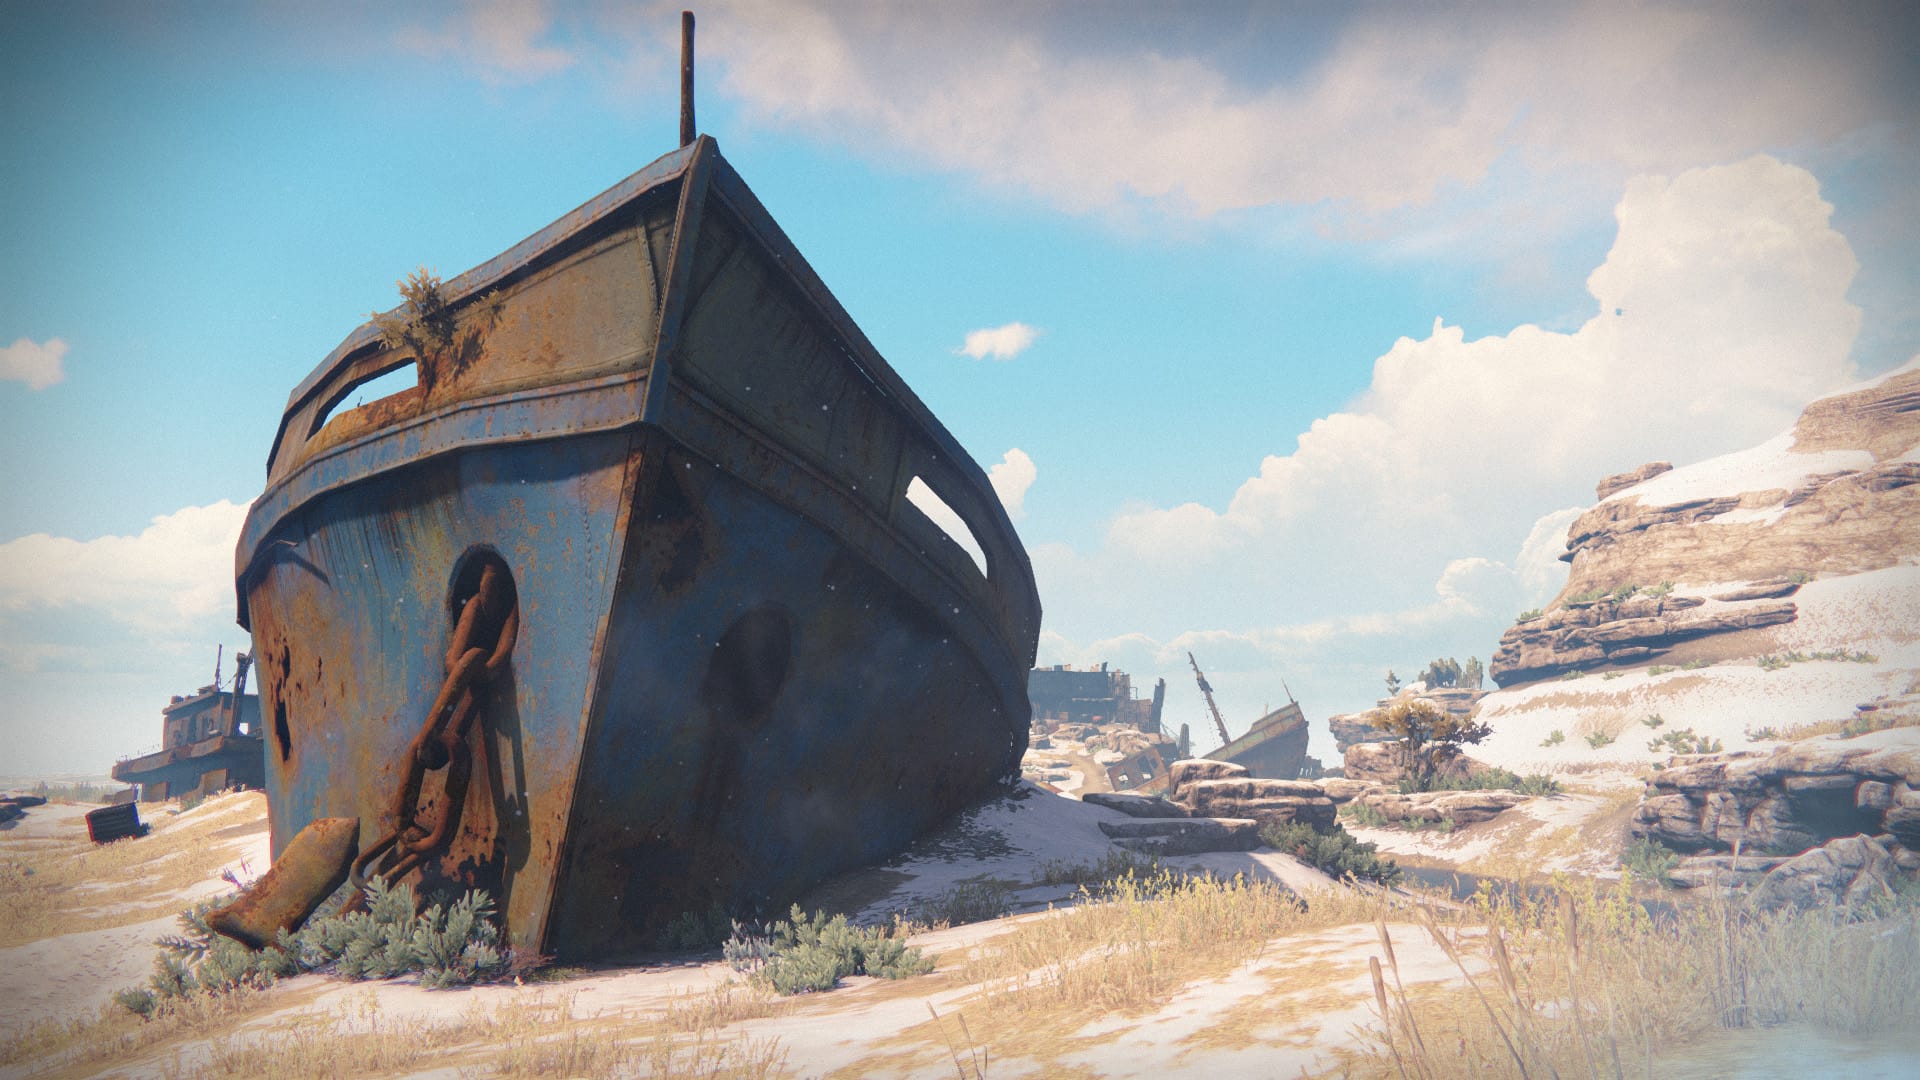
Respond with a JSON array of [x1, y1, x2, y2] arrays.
[[725, 906, 933, 995], [659, 903, 734, 950], [1516, 608, 1544, 623], [1585, 730, 1616, 748], [1032, 849, 1160, 887], [1513, 773, 1563, 797], [1786, 571, 1812, 584], [1540, 729, 1566, 747], [1621, 836, 1681, 887], [1610, 584, 1640, 601], [1402, 768, 1555, 796], [914, 880, 1010, 926], [1559, 669, 1585, 681], [1341, 801, 1391, 828], [1647, 665, 1676, 676], [1565, 589, 1608, 606], [1745, 725, 1780, 741], [1644, 581, 1674, 598], [1259, 821, 1401, 886], [1642, 713, 1665, 729], [1648, 728, 1722, 756], [1679, 659, 1712, 670], [115, 876, 513, 1017], [1601, 671, 1623, 681]]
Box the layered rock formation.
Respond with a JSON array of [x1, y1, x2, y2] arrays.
[[1631, 736, 1920, 856], [1329, 686, 1489, 751], [1489, 365, 1920, 687]]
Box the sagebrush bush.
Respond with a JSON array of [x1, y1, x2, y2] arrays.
[[116, 876, 511, 1017], [725, 906, 933, 995], [1260, 821, 1401, 886], [1621, 836, 1680, 887]]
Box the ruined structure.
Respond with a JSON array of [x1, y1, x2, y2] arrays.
[[1028, 663, 1166, 732], [111, 651, 263, 802]]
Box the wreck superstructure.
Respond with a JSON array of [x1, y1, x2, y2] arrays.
[[234, 133, 1041, 959], [1028, 663, 1166, 732], [112, 652, 263, 801]]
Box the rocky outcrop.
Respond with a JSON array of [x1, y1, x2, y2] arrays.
[[1488, 366, 1920, 687], [1596, 461, 1672, 500], [1349, 789, 1529, 826], [1099, 816, 1262, 855], [1631, 738, 1920, 856], [1178, 778, 1337, 829], [1329, 686, 1489, 750], [1083, 792, 1188, 819], [1492, 591, 1797, 686], [1748, 834, 1899, 911], [1341, 741, 1488, 787]]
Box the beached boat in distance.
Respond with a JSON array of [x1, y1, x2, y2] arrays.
[[233, 72, 1040, 957]]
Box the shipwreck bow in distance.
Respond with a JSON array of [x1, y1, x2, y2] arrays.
[[233, 129, 1041, 959]]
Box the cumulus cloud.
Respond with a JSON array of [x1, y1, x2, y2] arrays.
[[988, 448, 1036, 520], [1, 337, 67, 390], [694, 1, 1904, 219], [397, 0, 574, 83], [955, 322, 1040, 361], [1027, 156, 1863, 718], [0, 500, 249, 634]]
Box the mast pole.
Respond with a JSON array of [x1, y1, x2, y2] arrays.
[[680, 11, 696, 147], [1187, 651, 1232, 747]]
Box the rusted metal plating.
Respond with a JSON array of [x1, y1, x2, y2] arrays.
[[350, 557, 519, 905]]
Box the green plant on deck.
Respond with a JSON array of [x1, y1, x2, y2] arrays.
[[1259, 821, 1401, 886], [725, 906, 933, 995], [369, 267, 504, 392]]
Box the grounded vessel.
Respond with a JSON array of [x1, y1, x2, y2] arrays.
[[234, 118, 1040, 958]]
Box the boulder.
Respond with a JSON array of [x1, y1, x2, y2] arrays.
[[1098, 816, 1261, 855], [1748, 834, 1898, 911], [1316, 778, 1374, 804], [1666, 853, 1788, 890], [1167, 758, 1248, 800], [1083, 792, 1188, 819], [1351, 789, 1527, 826], [1176, 778, 1337, 829]]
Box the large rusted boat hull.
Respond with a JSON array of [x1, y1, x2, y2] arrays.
[[236, 138, 1040, 959]]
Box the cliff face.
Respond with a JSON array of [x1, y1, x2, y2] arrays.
[[1490, 365, 1920, 688]]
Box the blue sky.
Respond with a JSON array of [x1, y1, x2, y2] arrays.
[[3, 1, 1916, 775]]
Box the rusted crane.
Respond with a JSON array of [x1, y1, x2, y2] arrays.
[[1187, 651, 1232, 747]]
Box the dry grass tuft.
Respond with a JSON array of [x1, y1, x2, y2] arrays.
[[0, 792, 266, 948], [1342, 874, 1920, 1077]]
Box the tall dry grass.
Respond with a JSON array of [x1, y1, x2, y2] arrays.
[[1347, 873, 1920, 1078], [962, 869, 1390, 1025], [0, 791, 266, 947]]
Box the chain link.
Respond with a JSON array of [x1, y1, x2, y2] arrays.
[[348, 561, 519, 907]]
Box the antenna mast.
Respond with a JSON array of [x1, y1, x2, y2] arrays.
[[680, 11, 696, 146], [1187, 651, 1232, 747]]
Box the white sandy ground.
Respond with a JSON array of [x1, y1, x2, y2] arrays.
[[0, 793, 273, 1039], [1473, 565, 1920, 776], [3, 783, 1507, 1079]]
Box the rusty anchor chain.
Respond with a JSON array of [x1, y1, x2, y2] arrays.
[[348, 560, 519, 908]]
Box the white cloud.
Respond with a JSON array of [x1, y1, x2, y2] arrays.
[[956, 322, 1040, 361], [1, 337, 67, 390], [397, 0, 574, 83], [988, 448, 1036, 520], [1026, 156, 1863, 717], [696, 2, 1902, 219], [0, 500, 250, 634]]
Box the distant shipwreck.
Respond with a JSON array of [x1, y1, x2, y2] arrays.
[[230, 16, 1040, 960], [111, 648, 263, 803]]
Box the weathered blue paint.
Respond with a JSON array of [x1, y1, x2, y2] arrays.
[[236, 137, 1040, 959]]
